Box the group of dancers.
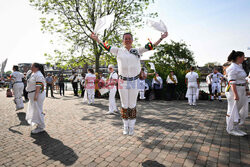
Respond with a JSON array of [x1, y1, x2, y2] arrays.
[[8, 31, 250, 137]]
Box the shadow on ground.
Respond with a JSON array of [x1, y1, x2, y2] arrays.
[[9, 112, 29, 135], [31, 131, 78, 166]]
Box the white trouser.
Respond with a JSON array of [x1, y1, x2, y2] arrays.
[[109, 86, 117, 112], [186, 82, 198, 105], [211, 82, 221, 100], [139, 80, 146, 99], [225, 86, 248, 133], [87, 89, 95, 104], [118, 79, 139, 109], [26, 91, 46, 129], [13, 83, 24, 109]]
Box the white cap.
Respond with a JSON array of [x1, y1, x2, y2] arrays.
[[108, 64, 114, 69]]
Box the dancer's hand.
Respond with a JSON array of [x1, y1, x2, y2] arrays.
[[91, 32, 99, 42], [161, 32, 168, 39], [247, 91, 250, 96], [234, 94, 239, 100], [34, 96, 38, 101]]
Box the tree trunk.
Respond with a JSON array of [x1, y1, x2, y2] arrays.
[[95, 54, 100, 73]]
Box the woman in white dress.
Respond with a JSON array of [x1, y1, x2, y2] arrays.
[[85, 69, 96, 105], [225, 50, 248, 136], [91, 31, 168, 135], [185, 67, 199, 106], [10, 65, 24, 111], [25, 63, 46, 134]]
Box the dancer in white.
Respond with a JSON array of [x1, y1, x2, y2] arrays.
[[139, 68, 147, 100], [25, 63, 46, 134], [185, 67, 199, 106], [85, 69, 96, 105], [10, 65, 24, 111], [91, 31, 168, 135], [225, 50, 248, 136], [106, 64, 118, 114], [210, 68, 224, 101]]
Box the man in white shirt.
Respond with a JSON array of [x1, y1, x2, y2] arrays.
[[152, 73, 163, 100], [106, 64, 118, 114], [185, 67, 199, 106], [210, 68, 224, 101], [69, 72, 79, 96]]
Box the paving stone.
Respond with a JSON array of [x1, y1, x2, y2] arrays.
[[0, 91, 249, 166]]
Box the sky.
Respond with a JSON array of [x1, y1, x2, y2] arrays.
[[1, 0, 250, 71]]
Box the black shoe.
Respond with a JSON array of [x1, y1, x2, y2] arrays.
[[219, 100, 222, 102]]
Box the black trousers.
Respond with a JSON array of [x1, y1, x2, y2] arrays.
[[72, 82, 78, 96], [80, 85, 85, 97], [153, 85, 162, 100], [23, 86, 28, 100], [166, 83, 176, 100], [46, 84, 53, 97], [59, 83, 65, 96]]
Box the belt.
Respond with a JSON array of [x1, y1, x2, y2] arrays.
[[13, 81, 22, 85], [27, 90, 36, 93], [119, 74, 139, 81], [236, 83, 246, 86]]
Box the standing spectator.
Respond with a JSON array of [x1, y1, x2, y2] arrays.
[[166, 71, 178, 100], [69, 72, 79, 96], [58, 74, 65, 96], [206, 74, 212, 100], [79, 73, 85, 97], [23, 73, 29, 102], [10, 65, 24, 110], [54, 76, 59, 92], [152, 73, 163, 100], [46, 73, 54, 97]]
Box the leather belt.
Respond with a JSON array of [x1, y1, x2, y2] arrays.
[[27, 90, 36, 93], [119, 74, 139, 81], [236, 83, 246, 86]]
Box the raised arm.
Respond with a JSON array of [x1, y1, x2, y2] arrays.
[[153, 32, 168, 47]]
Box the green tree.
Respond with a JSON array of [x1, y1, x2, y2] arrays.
[[204, 62, 221, 68], [29, 0, 157, 72], [148, 40, 195, 99]]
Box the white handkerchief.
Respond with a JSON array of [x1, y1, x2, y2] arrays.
[[148, 62, 156, 71], [94, 14, 115, 34], [146, 19, 168, 33]]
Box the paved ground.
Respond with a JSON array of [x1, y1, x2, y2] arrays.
[[0, 89, 250, 167]]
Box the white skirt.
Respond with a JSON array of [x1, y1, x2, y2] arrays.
[[225, 86, 248, 132], [26, 91, 46, 128]]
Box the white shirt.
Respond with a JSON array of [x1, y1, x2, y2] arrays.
[[110, 47, 149, 77], [210, 72, 223, 83], [152, 76, 163, 88], [226, 63, 247, 84], [26, 71, 45, 92], [69, 75, 79, 83], [206, 75, 211, 85], [185, 71, 199, 83], [79, 76, 85, 86], [166, 75, 178, 84], [11, 71, 24, 82], [109, 71, 118, 80]]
